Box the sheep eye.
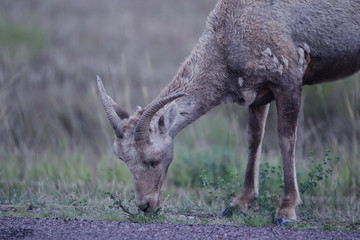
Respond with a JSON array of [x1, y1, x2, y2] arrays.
[[149, 160, 160, 169]]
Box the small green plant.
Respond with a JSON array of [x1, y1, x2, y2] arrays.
[[259, 163, 283, 188], [104, 192, 163, 223], [199, 163, 283, 213], [68, 193, 89, 207], [256, 163, 283, 211], [105, 192, 138, 217], [299, 149, 340, 195], [200, 169, 241, 206], [200, 149, 340, 215], [347, 221, 360, 231]]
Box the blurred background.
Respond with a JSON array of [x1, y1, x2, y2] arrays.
[[0, 0, 359, 193]]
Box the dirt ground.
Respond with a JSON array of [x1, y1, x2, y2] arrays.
[[0, 217, 359, 240]]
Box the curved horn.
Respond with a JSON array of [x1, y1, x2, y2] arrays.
[[96, 75, 124, 138], [134, 92, 185, 142]]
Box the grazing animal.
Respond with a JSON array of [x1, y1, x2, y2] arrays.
[[97, 0, 360, 224]]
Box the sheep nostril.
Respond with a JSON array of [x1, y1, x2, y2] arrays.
[[138, 202, 150, 212]]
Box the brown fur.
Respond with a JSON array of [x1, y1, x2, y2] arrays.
[[98, 0, 360, 220]]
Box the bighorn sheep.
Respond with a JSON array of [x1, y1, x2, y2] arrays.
[[97, 0, 360, 224]]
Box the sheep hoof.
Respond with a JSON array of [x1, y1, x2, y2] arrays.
[[273, 217, 293, 226], [222, 206, 234, 217]]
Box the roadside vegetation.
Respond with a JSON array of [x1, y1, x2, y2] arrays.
[[0, 0, 359, 232]]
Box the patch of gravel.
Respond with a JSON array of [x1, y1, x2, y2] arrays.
[[0, 217, 359, 240]]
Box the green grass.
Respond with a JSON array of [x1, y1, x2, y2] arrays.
[[0, 22, 47, 61], [1, 146, 359, 232], [0, 101, 359, 231]]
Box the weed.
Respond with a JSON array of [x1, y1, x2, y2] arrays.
[[241, 215, 272, 227], [104, 192, 163, 223], [299, 149, 340, 195], [256, 163, 283, 211], [347, 221, 360, 231], [200, 169, 241, 206], [200, 149, 345, 225], [199, 161, 283, 213], [320, 224, 338, 231], [105, 192, 138, 217]]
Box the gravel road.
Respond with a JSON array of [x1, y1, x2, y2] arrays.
[[0, 217, 359, 240]]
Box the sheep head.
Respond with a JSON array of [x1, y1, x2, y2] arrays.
[[97, 76, 184, 212]]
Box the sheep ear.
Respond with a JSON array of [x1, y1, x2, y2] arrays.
[[158, 106, 178, 135], [107, 96, 129, 119]]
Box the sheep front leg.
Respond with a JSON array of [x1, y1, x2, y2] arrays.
[[223, 103, 269, 215], [273, 87, 302, 224]]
